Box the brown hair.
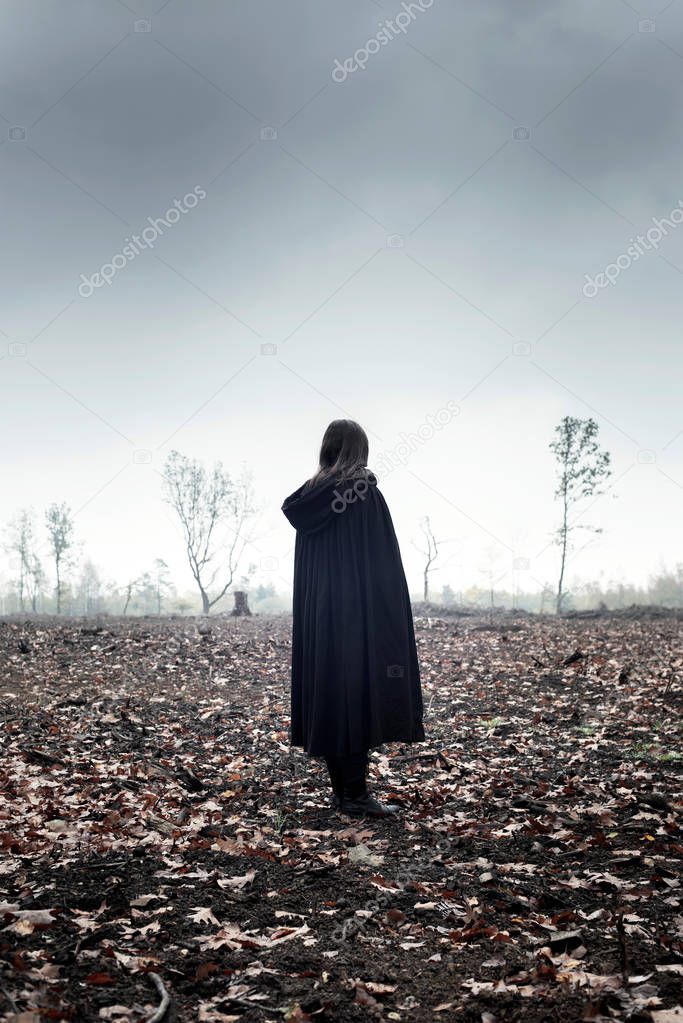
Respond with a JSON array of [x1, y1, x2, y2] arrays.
[[305, 419, 370, 490]]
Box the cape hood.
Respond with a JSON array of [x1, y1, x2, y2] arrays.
[[282, 470, 378, 535]]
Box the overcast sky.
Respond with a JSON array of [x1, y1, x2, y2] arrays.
[[1, 0, 682, 602]]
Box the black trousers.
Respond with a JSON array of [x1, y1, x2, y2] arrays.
[[324, 752, 368, 799]]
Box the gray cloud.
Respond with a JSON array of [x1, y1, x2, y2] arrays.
[[1, 0, 681, 598]]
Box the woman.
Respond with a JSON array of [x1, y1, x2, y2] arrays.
[[281, 419, 425, 818]]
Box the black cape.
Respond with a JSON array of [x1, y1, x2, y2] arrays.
[[282, 470, 425, 758]]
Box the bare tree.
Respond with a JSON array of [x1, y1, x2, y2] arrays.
[[550, 416, 611, 614], [413, 516, 445, 602], [78, 559, 102, 616], [26, 549, 45, 612], [122, 576, 141, 616], [539, 582, 554, 615], [479, 545, 506, 621], [162, 451, 256, 615], [45, 503, 74, 614], [5, 510, 42, 611], [152, 558, 173, 614]]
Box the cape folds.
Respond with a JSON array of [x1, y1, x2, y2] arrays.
[[282, 470, 425, 757]]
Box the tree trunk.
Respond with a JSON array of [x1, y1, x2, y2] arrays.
[[55, 558, 62, 615], [231, 590, 251, 616], [556, 488, 568, 614], [201, 591, 210, 615]]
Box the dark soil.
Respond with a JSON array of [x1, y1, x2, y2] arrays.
[[0, 612, 681, 1022]]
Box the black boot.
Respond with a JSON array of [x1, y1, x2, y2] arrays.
[[341, 792, 400, 818], [324, 757, 344, 809], [339, 752, 400, 819]]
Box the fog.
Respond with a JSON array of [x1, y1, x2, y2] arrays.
[[2, 0, 682, 611]]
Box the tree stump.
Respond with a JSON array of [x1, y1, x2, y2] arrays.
[[231, 591, 251, 616]]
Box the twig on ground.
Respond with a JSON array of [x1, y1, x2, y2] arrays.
[[663, 672, 676, 697], [53, 696, 90, 709], [147, 971, 170, 1022], [636, 791, 674, 814], [76, 858, 129, 871], [616, 910, 629, 983], [392, 751, 443, 763], [20, 747, 66, 767], [147, 758, 205, 792], [226, 996, 281, 1016], [390, 750, 454, 771]]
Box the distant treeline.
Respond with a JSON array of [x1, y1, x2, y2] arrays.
[[1, 570, 683, 617], [435, 566, 683, 612]]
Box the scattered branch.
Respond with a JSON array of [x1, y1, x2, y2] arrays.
[[147, 972, 171, 1022]]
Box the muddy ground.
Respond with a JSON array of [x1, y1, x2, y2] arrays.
[[0, 611, 681, 1022]]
